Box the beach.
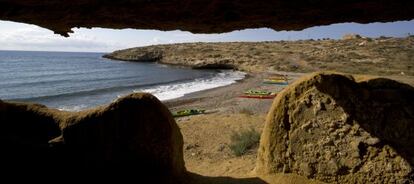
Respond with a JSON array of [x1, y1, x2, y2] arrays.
[[164, 71, 303, 180], [165, 71, 304, 115]]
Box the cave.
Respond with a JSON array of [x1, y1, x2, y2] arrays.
[[0, 1, 413, 183]]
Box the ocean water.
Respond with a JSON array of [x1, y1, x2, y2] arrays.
[[0, 51, 245, 111]]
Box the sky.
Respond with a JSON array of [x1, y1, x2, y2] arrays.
[[0, 20, 413, 53]]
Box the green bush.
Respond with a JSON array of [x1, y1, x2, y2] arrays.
[[239, 108, 254, 116], [229, 128, 261, 156]]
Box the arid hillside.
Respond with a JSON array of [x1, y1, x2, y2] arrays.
[[104, 36, 414, 76]]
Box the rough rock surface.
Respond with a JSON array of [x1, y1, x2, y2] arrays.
[[0, 93, 184, 182], [1, 0, 414, 36], [256, 72, 414, 183], [104, 48, 163, 62]]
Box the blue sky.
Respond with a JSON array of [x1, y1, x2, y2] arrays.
[[0, 20, 413, 52]]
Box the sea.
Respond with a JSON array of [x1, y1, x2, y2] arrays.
[[0, 50, 245, 111]]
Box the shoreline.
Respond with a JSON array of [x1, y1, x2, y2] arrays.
[[164, 71, 305, 115], [168, 70, 306, 179], [163, 72, 252, 104], [140, 69, 246, 101]]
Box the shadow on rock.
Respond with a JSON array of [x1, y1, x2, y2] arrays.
[[0, 93, 184, 183], [256, 72, 414, 183], [315, 76, 414, 173]]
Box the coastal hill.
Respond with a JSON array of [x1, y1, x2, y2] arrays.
[[104, 36, 414, 76]]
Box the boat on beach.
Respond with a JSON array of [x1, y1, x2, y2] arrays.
[[238, 94, 276, 99], [244, 89, 272, 95], [172, 109, 206, 117], [262, 79, 288, 85]]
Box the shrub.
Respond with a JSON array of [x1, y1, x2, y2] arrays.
[[229, 128, 261, 156], [239, 108, 254, 116]]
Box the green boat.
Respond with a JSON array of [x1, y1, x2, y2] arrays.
[[173, 109, 206, 117], [244, 89, 272, 95]]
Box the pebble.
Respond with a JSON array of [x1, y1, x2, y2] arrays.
[[217, 144, 225, 152], [364, 137, 380, 145]]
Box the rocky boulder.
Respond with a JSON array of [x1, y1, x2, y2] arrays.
[[0, 93, 185, 182], [256, 72, 414, 183], [0, 101, 62, 172]]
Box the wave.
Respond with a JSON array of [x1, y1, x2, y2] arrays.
[[12, 70, 245, 112], [9, 77, 196, 102], [134, 70, 246, 101], [57, 104, 88, 112]]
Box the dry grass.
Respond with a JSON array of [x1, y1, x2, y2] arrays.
[[239, 108, 254, 116], [178, 113, 266, 177], [229, 128, 261, 156]]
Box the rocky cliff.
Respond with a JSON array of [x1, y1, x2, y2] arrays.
[[256, 72, 414, 183], [0, 93, 185, 182], [104, 36, 414, 76]]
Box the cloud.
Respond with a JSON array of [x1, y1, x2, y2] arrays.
[[151, 36, 160, 43], [0, 22, 120, 52], [0, 20, 413, 52]]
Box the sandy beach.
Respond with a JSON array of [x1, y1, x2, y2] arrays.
[[165, 71, 305, 115], [164, 71, 305, 180]]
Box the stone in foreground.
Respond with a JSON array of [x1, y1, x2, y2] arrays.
[[0, 93, 184, 182], [257, 72, 414, 183]]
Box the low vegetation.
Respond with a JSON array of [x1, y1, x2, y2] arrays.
[[239, 108, 254, 116], [229, 128, 261, 156], [105, 36, 414, 76]]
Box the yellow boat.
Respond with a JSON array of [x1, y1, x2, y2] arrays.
[[267, 74, 290, 81], [267, 76, 288, 80], [263, 79, 288, 84]]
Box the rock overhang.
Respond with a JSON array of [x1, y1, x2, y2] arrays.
[[0, 0, 413, 37]]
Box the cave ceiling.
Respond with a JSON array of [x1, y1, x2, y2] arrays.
[[0, 0, 413, 37]]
